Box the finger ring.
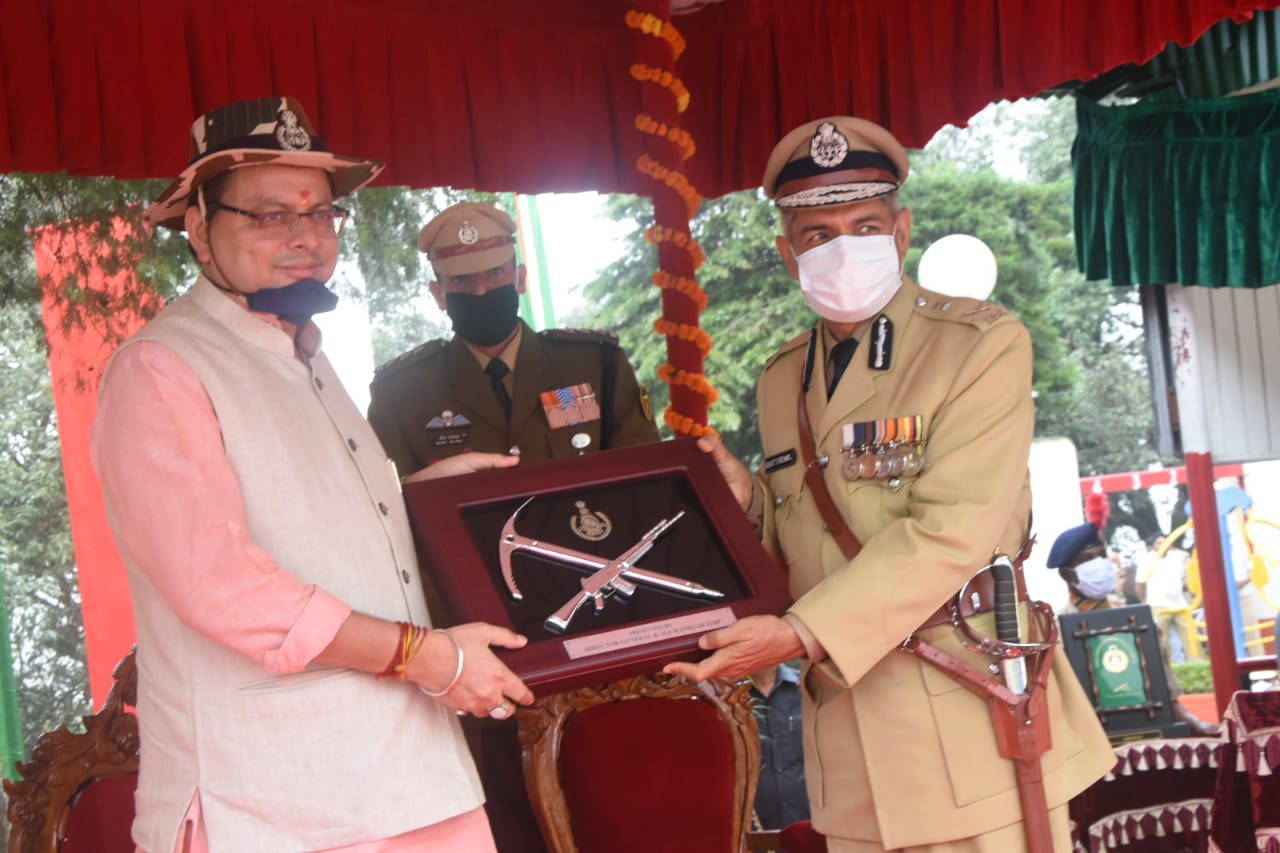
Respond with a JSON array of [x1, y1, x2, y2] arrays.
[[488, 701, 511, 720]]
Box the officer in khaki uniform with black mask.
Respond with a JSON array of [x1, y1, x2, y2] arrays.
[[367, 201, 659, 480], [368, 202, 659, 853], [667, 117, 1115, 852]]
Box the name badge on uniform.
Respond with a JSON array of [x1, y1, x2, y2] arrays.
[[425, 410, 471, 450], [765, 449, 797, 473], [541, 383, 602, 430]]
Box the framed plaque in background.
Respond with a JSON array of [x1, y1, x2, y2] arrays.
[[1058, 604, 1190, 743], [403, 437, 791, 695]]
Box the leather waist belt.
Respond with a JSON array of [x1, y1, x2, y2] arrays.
[[917, 563, 1030, 630]]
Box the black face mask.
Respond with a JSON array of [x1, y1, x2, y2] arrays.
[[445, 285, 520, 347], [245, 278, 339, 326]]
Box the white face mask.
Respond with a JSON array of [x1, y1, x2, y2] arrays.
[[795, 233, 903, 324], [1074, 555, 1116, 599]]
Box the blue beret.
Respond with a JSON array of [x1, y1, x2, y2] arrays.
[[1046, 523, 1103, 568]]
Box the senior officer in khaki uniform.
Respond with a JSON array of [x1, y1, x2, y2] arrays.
[[367, 201, 658, 478], [668, 117, 1114, 852]]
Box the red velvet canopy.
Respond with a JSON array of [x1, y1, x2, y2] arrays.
[[2, 0, 1276, 197]]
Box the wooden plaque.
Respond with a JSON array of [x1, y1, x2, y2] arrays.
[[403, 437, 791, 695]]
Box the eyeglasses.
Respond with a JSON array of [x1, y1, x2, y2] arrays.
[[210, 202, 350, 237]]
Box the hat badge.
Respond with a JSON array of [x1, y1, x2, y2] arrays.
[[275, 110, 312, 152], [457, 220, 480, 245], [810, 121, 849, 168]]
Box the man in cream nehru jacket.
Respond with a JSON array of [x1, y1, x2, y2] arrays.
[[93, 97, 531, 853]]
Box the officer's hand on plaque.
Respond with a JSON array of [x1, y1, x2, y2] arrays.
[[402, 451, 521, 484], [696, 434, 753, 512], [411, 623, 534, 719], [662, 614, 805, 682]]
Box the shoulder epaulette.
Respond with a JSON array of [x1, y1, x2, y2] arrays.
[[373, 338, 448, 379], [763, 329, 812, 371], [912, 287, 1017, 329], [539, 327, 620, 347]]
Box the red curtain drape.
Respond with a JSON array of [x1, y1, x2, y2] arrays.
[[2, 0, 1276, 198]]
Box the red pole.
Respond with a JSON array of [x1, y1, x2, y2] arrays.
[[1185, 451, 1239, 715]]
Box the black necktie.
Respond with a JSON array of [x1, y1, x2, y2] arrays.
[[827, 337, 858, 399], [485, 359, 512, 420]]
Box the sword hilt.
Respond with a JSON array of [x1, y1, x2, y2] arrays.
[[991, 556, 1020, 644], [990, 555, 1028, 695]]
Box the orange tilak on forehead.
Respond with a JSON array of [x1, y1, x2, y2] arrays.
[[299, 189, 312, 207]]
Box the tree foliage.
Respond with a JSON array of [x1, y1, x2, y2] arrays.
[[0, 301, 89, 751]]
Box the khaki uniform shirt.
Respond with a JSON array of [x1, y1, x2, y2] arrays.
[[367, 321, 659, 476], [757, 277, 1114, 847]]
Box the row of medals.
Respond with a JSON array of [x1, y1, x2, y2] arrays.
[[841, 442, 925, 481]]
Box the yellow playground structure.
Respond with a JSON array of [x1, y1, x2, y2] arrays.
[[1164, 514, 1280, 659]]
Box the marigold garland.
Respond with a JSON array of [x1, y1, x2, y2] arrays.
[[624, 10, 686, 59], [636, 154, 701, 217], [629, 63, 691, 113], [644, 225, 706, 267], [629, 4, 716, 438], [664, 408, 717, 437], [652, 269, 708, 312], [658, 362, 719, 404], [653, 318, 713, 358], [635, 114, 696, 161]]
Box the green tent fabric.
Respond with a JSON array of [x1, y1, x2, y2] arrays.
[[1074, 87, 1280, 288]]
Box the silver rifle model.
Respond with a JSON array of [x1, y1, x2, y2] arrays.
[[498, 498, 723, 604], [543, 511, 686, 634]]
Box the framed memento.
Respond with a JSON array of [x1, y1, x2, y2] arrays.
[[403, 437, 791, 695], [1058, 604, 1189, 743]]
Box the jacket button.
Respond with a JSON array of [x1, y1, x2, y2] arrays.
[[401, 569, 411, 584], [347, 438, 358, 451], [378, 501, 389, 515], [774, 496, 785, 507]]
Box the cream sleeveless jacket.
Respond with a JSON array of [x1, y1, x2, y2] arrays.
[[101, 277, 482, 852]]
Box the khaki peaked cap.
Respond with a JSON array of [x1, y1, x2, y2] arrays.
[[418, 202, 518, 276]]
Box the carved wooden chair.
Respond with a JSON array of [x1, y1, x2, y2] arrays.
[[4, 648, 139, 853], [516, 673, 761, 853]]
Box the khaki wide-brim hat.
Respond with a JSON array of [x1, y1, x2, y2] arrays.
[[147, 96, 384, 230], [762, 116, 909, 208], [418, 202, 518, 277]]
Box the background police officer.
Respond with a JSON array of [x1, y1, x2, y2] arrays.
[[367, 201, 660, 853], [368, 201, 658, 478]]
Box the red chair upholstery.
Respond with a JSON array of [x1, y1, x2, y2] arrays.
[[747, 819, 827, 853], [61, 774, 138, 853], [4, 648, 138, 853], [516, 673, 759, 853]]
